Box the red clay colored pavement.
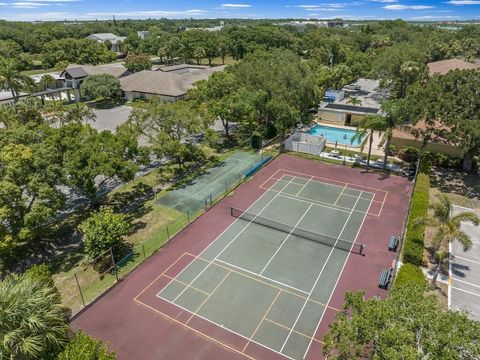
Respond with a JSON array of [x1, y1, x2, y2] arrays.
[[70, 154, 412, 360]]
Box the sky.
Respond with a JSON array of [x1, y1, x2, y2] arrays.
[[0, 0, 480, 22]]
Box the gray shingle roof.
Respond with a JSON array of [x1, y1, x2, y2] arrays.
[[63, 64, 129, 79], [120, 65, 226, 97]]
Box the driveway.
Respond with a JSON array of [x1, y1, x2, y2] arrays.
[[449, 205, 480, 321], [87, 105, 132, 132]]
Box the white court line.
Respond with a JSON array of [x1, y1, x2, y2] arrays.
[[280, 191, 364, 354], [304, 191, 372, 359], [452, 277, 480, 290], [156, 176, 292, 299], [260, 203, 314, 275], [171, 178, 296, 303], [295, 176, 313, 196], [451, 286, 480, 298], [333, 184, 348, 206], [155, 293, 293, 360], [214, 258, 309, 295], [455, 256, 480, 266], [274, 168, 380, 197]]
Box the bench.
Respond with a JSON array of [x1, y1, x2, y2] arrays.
[[379, 268, 392, 289], [388, 235, 399, 252]]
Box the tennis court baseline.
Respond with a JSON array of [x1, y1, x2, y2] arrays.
[[137, 173, 373, 360]]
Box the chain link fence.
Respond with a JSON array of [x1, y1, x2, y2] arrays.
[[57, 142, 283, 317]]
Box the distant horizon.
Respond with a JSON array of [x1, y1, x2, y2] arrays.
[[1, 0, 480, 23]]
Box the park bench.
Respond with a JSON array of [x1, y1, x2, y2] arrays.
[[379, 268, 392, 289], [388, 235, 399, 252]]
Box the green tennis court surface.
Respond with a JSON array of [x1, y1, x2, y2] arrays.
[[157, 174, 372, 359], [157, 151, 263, 214]]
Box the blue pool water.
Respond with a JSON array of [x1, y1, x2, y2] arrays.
[[308, 124, 365, 147]]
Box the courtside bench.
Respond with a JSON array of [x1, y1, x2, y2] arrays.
[[379, 268, 393, 289], [388, 235, 399, 252]]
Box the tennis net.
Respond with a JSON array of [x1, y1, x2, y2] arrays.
[[230, 207, 365, 255]]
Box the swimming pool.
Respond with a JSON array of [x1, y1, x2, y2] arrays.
[[308, 124, 365, 147]]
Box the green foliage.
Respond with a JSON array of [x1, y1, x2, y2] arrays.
[[0, 56, 36, 102], [124, 53, 152, 73], [323, 283, 480, 359], [128, 99, 207, 168], [80, 74, 121, 100], [0, 272, 69, 359], [403, 172, 430, 265], [394, 263, 425, 287], [26, 264, 55, 288], [57, 331, 116, 360], [405, 70, 480, 171], [42, 39, 116, 69], [79, 208, 131, 260]]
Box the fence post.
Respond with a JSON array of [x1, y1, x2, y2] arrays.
[[204, 197, 208, 211], [142, 244, 146, 259], [187, 210, 190, 223], [166, 225, 170, 240], [209, 193, 212, 207], [110, 248, 118, 282], [74, 273, 86, 307]]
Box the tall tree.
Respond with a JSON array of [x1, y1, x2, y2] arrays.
[[415, 195, 479, 286], [0, 57, 35, 103], [404, 70, 480, 171], [80, 74, 121, 100], [351, 115, 387, 167], [128, 99, 205, 169], [324, 283, 480, 359]]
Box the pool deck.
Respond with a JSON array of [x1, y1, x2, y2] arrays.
[[313, 121, 385, 156]]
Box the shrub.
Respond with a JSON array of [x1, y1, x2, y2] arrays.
[[394, 263, 426, 287], [79, 208, 131, 260], [58, 331, 116, 360], [402, 172, 429, 266]]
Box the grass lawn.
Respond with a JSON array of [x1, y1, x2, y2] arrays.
[[21, 67, 57, 76], [51, 148, 251, 314]]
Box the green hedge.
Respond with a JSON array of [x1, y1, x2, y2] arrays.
[[394, 263, 426, 287], [402, 172, 430, 266]]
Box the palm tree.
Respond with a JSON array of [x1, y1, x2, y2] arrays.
[[351, 115, 387, 168], [0, 273, 70, 358], [0, 57, 35, 103], [415, 195, 479, 287], [346, 97, 362, 106]]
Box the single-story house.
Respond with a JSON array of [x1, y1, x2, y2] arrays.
[[60, 64, 130, 89], [391, 121, 462, 157], [317, 78, 389, 126], [120, 64, 226, 102], [427, 58, 480, 76], [86, 33, 127, 52]]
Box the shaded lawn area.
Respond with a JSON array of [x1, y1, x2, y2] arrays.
[[430, 166, 480, 209]]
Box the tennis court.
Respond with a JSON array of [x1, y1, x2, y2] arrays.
[[157, 151, 263, 214], [72, 155, 411, 360], [136, 171, 377, 359]]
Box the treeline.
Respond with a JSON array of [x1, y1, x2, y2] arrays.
[[3, 19, 480, 75]]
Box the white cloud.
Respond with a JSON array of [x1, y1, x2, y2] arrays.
[[409, 15, 460, 19], [384, 4, 433, 9], [447, 0, 480, 4], [220, 3, 251, 7]]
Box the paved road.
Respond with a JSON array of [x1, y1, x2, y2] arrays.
[[88, 105, 132, 133]]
